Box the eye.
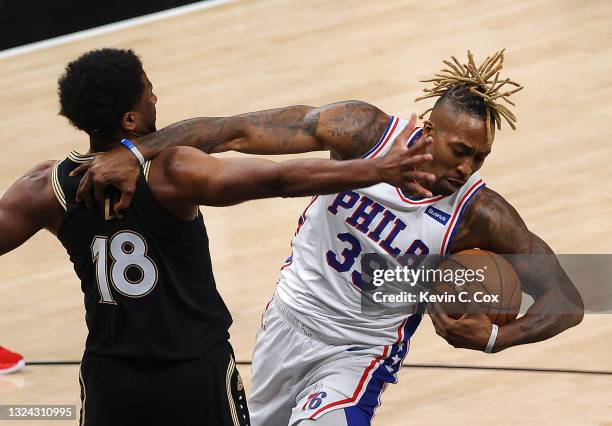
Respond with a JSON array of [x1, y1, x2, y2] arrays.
[[475, 153, 488, 163], [451, 146, 466, 156]]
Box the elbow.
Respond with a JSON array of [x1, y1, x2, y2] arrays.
[[569, 303, 584, 328], [562, 297, 584, 329], [562, 310, 583, 331], [569, 289, 585, 327]]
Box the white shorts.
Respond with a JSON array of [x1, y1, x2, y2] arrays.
[[249, 295, 422, 426]]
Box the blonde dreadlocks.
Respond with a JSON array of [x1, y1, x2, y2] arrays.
[[415, 49, 523, 142]]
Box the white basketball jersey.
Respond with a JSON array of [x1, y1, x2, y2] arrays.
[[276, 116, 486, 346]]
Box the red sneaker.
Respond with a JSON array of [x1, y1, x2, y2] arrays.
[[0, 346, 25, 375]]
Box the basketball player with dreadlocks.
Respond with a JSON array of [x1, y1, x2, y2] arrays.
[[74, 50, 584, 426]]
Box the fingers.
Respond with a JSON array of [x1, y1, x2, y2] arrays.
[[401, 152, 433, 168], [93, 178, 106, 210], [460, 298, 486, 320], [76, 171, 95, 208], [403, 182, 433, 199], [429, 303, 466, 348], [407, 171, 436, 185], [391, 113, 418, 148], [406, 112, 417, 133], [428, 302, 453, 326], [115, 188, 135, 216], [406, 135, 433, 155], [428, 301, 448, 316], [69, 161, 91, 177]]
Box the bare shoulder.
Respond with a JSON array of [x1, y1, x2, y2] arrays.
[[12, 160, 57, 201], [449, 187, 531, 253], [147, 147, 209, 220], [19, 160, 55, 184], [465, 187, 518, 223], [1, 160, 65, 233]]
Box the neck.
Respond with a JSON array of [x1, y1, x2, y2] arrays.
[[88, 130, 141, 153]]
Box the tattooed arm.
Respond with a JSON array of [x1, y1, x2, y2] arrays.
[[72, 101, 398, 210], [429, 188, 584, 352], [132, 101, 390, 160]]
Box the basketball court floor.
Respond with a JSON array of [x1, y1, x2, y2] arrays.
[[0, 1, 611, 424]]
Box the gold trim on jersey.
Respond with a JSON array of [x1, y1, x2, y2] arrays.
[[79, 365, 87, 426], [51, 160, 67, 211], [143, 160, 152, 182], [68, 151, 95, 164], [225, 356, 240, 426]]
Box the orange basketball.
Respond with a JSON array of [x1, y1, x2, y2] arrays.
[[430, 249, 522, 326]]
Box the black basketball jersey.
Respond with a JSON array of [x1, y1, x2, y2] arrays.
[[51, 151, 232, 361]]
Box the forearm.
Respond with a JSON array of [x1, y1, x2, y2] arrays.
[[135, 117, 233, 159], [135, 106, 322, 159], [272, 157, 384, 198], [206, 101, 388, 158], [494, 235, 585, 351], [202, 156, 387, 206], [494, 289, 583, 352], [135, 102, 388, 161], [213, 106, 323, 155]]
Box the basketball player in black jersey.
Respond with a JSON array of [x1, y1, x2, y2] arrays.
[[0, 49, 435, 426]]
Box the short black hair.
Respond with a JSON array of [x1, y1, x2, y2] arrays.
[[434, 83, 491, 124], [58, 48, 145, 138]]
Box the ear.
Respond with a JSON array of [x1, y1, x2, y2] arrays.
[[422, 119, 433, 136], [121, 111, 138, 132]]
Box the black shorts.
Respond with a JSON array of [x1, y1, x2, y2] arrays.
[[79, 342, 249, 426]]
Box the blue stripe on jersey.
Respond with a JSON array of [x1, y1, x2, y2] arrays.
[[361, 116, 395, 159], [344, 314, 422, 425], [407, 128, 423, 147], [444, 183, 486, 255]]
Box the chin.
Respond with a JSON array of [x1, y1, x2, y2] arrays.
[[433, 182, 455, 197]]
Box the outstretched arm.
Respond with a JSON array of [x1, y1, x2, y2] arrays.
[[430, 188, 584, 352], [0, 162, 65, 256], [154, 116, 433, 207], [156, 136, 431, 207], [72, 101, 396, 211], [135, 100, 389, 159]]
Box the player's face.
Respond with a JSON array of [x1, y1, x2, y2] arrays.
[[421, 108, 492, 196], [132, 72, 158, 135]]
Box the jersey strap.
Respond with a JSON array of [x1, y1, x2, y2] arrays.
[[440, 178, 486, 254], [143, 160, 152, 182], [51, 160, 67, 212], [361, 116, 399, 159]]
